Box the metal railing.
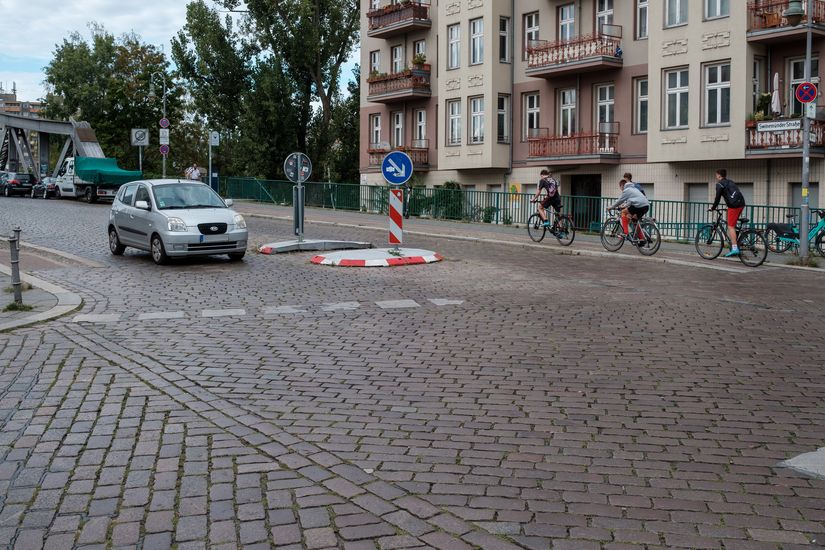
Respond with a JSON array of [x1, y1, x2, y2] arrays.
[[747, 0, 825, 31], [747, 119, 825, 148], [223, 179, 806, 241], [526, 29, 622, 70], [528, 128, 619, 158], [367, 69, 431, 97], [367, 0, 430, 31]]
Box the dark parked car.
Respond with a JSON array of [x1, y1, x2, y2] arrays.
[[0, 172, 37, 197], [31, 177, 58, 198]]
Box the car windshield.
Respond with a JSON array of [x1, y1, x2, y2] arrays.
[[12, 174, 32, 182], [153, 183, 226, 210]]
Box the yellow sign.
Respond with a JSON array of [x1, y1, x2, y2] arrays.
[[509, 183, 521, 194], [803, 188, 809, 197]]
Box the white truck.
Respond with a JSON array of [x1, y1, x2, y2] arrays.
[[55, 156, 142, 203]]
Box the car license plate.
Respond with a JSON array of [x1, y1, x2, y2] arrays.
[[200, 234, 228, 243]]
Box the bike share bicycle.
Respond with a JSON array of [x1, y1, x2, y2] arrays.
[[764, 209, 825, 256], [600, 209, 662, 256], [694, 209, 768, 267]]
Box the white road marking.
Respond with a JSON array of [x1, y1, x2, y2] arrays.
[[263, 306, 307, 314], [322, 302, 360, 311], [429, 299, 465, 306], [73, 314, 121, 323], [780, 447, 825, 480], [375, 300, 420, 309], [137, 311, 186, 321], [201, 309, 246, 318]]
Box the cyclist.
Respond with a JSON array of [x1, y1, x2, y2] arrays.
[[622, 172, 646, 196], [530, 169, 561, 228], [709, 168, 746, 257], [608, 179, 650, 241]]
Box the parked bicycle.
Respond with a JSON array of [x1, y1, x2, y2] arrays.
[[764, 209, 825, 256], [694, 209, 768, 267], [600, 209, 662, 256], [527, 210, 575, 245]]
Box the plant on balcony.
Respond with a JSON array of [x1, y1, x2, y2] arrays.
[[412, 53, 427, 67]]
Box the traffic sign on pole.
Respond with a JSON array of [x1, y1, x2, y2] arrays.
[[389, 188, 403, 246], [131, 128, 149, 146], [159, 144, 170, 156], [159, 128, 170, 145], [382, 151, 413, 186], [159, 117, 170, 128], [796, 82, 818, 103], [284, 152, 312, 184]]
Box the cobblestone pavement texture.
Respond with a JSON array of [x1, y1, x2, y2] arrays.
[[0, 197, 824, 549]]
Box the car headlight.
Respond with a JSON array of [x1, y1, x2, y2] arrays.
[[167, 217, 188, 232], [233, 214, 247, 229]]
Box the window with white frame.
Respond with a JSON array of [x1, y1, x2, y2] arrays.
[[666, 0, 688, 27], [499, 17, 511, 63], [637, 0, 649, 39], [447, 99, 462, 145], [497, 94, 510, 143], [470, 18, 484, 65], [391, 45, 404, 73], [524, 12, 539, 60], [559, 4, 575, 41], [596, 84, 615, 127], [414, 40, 426, 58], [753, 57, 764, 113], [470, 97, 485, 144], [524, 92, 540, 139], [370, 0, 379, 9], [414, 110, 426, 144], [705, 0, 729, 19], [369, 51, 381, 74], [448, 24, 460, 69], [597, 0, 614, 32], [560, 88, 576, 136], [790, 57, 820, 116], [392, 111, 404, 148], [635, 78, 649, 133], [370, 114, 382, 146], [665, 68, 689, 128], [705, 62, 731, 126]]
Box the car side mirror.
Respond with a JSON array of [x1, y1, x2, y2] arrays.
[[224, 198, 234, 207], [135, 200, 150, 210]]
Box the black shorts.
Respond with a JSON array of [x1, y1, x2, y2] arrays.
[[541, 194, 562, 212], [627, 205, 649, 219]]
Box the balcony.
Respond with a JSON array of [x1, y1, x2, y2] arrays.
[[527, 124, 620, 163], [367, 1, 432, 39], [747, 0, 825, 43], [526, 26, 623, 78], [368, 140, 430, 170], [745, 118, 825, 157], [367, 68, 431, 104]]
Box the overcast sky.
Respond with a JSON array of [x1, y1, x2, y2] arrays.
[[0, 0, 358, 102]]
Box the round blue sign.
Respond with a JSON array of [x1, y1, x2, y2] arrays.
[[381, 151, 413, 186], [796, 82, 818, 104]]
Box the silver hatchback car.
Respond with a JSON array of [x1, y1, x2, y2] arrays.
[[108, 179, 248, 264]]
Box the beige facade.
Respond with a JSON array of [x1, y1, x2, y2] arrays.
[[360, 0, 825, 209]]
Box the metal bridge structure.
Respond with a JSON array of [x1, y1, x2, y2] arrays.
[[0, 113, 104, 178]]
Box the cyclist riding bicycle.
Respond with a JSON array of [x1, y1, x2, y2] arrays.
[[608, 179, 650, 242], [709, 168, 746, 257], [531, 169, 561, 228]]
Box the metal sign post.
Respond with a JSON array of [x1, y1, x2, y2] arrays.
[[284, 152, 313, 243], [209, 131, 220, 192], [381, 151, 413, 250], [131, 128, 149, 173], [8, 227, 22, 305]]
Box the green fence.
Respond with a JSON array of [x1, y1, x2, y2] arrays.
[[223, 178, 801, 241]]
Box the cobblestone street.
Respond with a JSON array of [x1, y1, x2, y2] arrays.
[[1, 198, 824, 549]]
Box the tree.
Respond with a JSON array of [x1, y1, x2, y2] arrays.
[[323, 65, 360, 183]]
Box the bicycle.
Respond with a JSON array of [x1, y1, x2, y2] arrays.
[[600, 209, 662, 256], [764, 209, 825, 256], [527, 207, 576, 246], [694, 209, 768, 267]]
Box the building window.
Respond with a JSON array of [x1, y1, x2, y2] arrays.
[[524, 12, 539, 60], [370, 0, 379, 9], [705, 62, 731, 126], [470, 97, 485, 144], [559, 4, 575, 41], [635, 78, 649, 133], [392, 111, 404, 148], [370, 114, 382, 146], [790, 57, 820, 116], [637, 0, 649, 39], [705, 0, 729, 19], [499, 17, 511, 63], [391, 45, 404, 73], [560, 89, 577, 136], [414, 40, 426, 58], [597, 0, 614, 32], [447, 99, 462, 145], [470, 18, 484, 65], [497, 94, 510, 143], [596, 84, 615, 128], [753, 57, 765, 114], [369, 50, 380, 74], [666, 0, 688, 27], [524, 92, 540, 139], [415, 110, 426, 144], [448, 24, 460, 69], [665, 68, 689, 128]]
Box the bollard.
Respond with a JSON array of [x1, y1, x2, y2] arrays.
[[9, 227, 23, 305]]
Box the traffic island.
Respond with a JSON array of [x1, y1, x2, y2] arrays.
[[258, 240, 373, 255], [310, 248, 443, 267]]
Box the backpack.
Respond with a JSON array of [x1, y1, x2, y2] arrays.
[[720, 179, 745, 208]]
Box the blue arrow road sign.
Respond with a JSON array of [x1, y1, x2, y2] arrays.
[[382, 151, 413, 186]]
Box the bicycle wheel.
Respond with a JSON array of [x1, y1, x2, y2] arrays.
[[738, 230, 768, 267], [600, 218, 624, 252], [695, 224, 724, 260], [554, 216, 575, 246], [637, 221, 661, 256], [527, 213, 546, 243], [763, 227, 792, 254], [816, 231, 825, 257]]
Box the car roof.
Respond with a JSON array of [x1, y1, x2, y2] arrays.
[[129, 179, 209, 187]]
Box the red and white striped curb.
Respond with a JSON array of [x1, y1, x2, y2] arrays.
[[311, 252, 443, 267]]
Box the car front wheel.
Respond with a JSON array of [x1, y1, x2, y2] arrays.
[[150, 235, 169, 265], [228, 251, 246, 261]]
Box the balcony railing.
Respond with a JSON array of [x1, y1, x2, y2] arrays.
[[368, 140, 429, 168], [526, 27, 622, 76], [746, 118, 825, 150], [528, 127, 619, 158], [367, 0, 431, 38], [747, 0, 825, 31], [367, 68, 431, 102]]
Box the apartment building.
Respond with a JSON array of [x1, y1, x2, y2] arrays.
[[360, 0, 825, 209]]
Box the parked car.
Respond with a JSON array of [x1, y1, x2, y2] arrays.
[[0, 172, 37, 197], [31, 177, 58, 198], [108, 179, 248, 265]]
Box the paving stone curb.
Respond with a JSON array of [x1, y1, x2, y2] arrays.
[[0, 262, 83, 332]]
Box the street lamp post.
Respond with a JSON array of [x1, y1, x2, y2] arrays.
[[149, 72, 168, 178]]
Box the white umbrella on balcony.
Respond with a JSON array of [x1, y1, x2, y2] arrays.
[[771, 72, 782, 115]]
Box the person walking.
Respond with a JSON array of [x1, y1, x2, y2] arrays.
[[185, 163, 202, 181], [709, 168, 746, 257]]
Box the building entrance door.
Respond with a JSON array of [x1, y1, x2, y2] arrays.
[[570, 174, 603, 231]]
